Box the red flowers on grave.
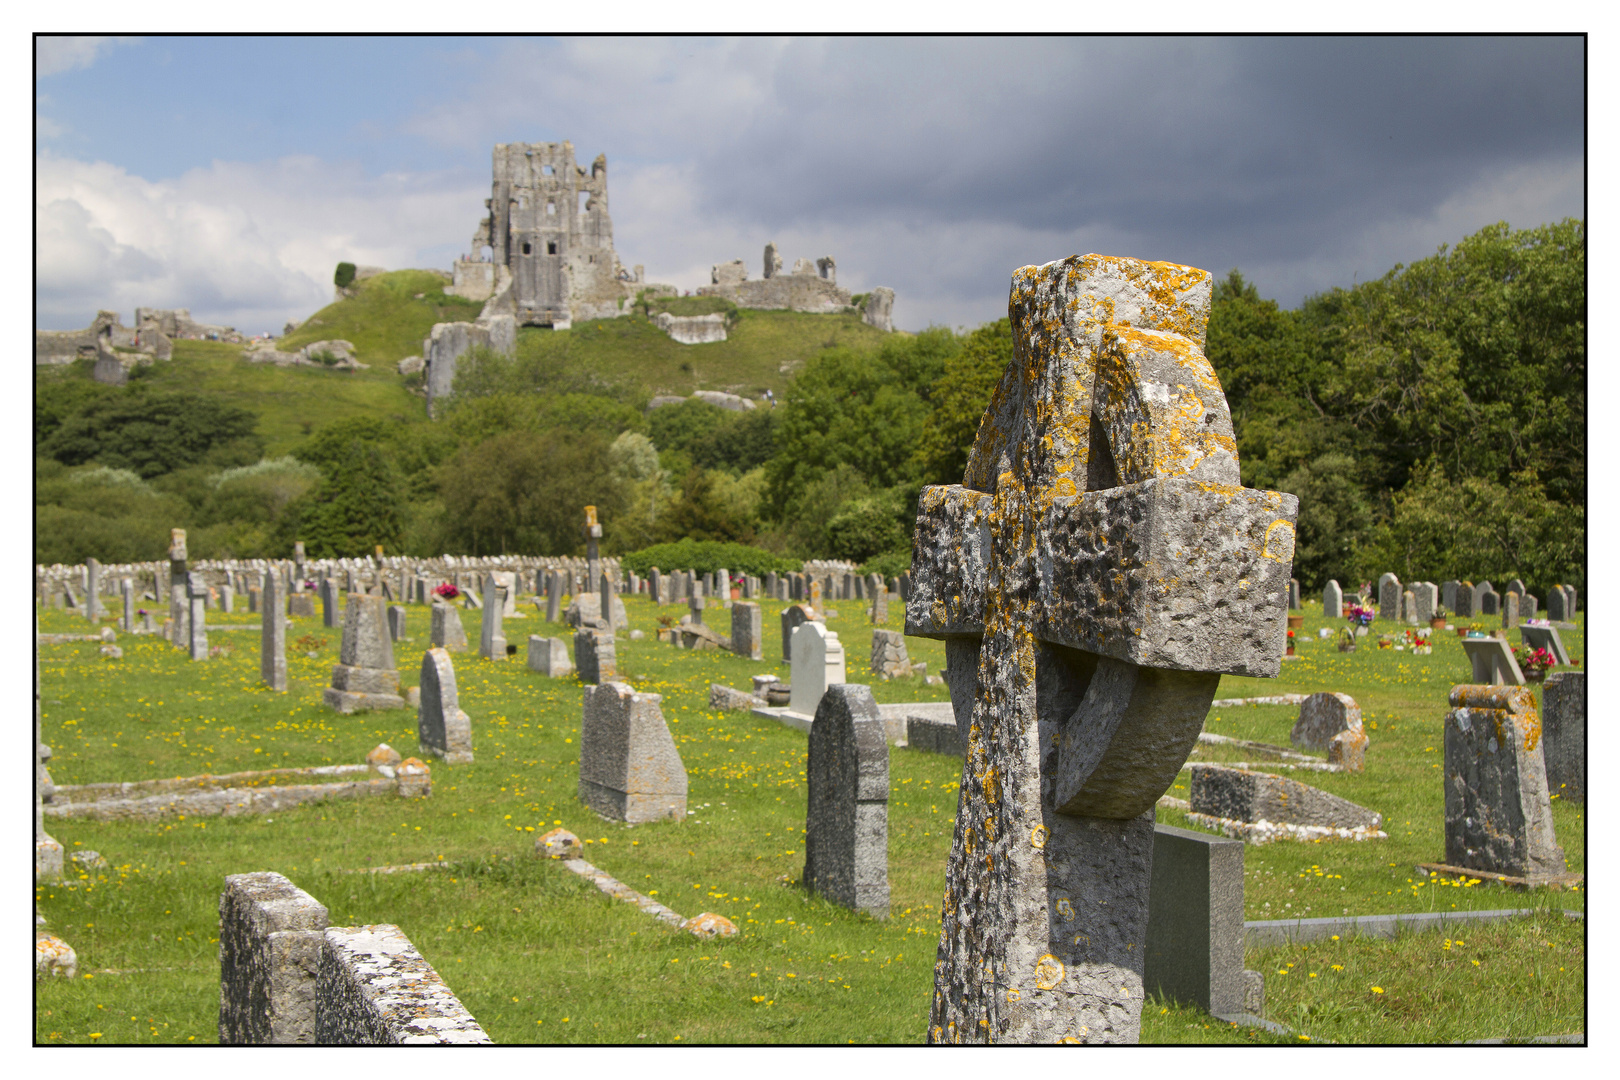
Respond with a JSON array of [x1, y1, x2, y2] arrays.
[[434, 583, 460, 600], [1514, 646, 1557, 678]]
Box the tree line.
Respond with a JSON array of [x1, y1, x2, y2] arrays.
[[34, 219, 1582, 595]]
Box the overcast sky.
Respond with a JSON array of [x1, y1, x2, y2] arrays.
[[36, 35, 1585, 335]]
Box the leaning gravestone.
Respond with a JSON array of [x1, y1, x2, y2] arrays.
[[430, 603, 469, 652], [323, 594, 406, 713], [1540, 671, 1585, 803], [417, 649, 473, 764], [1322, 579, 1342, 619], [803, 684, 889, 918], [730, 600, 763, 661], [1438, 685, 1566, 882], [780, 603, 816, 663], [261, 570, 288, 692], [789, 622, 845, 719], [527, 635, 572, 677], [1461, 636, 1524, 686], [1519, 623, 1571, 665], [905, 254, 1297, 1043], [578, 682, 686, 823]]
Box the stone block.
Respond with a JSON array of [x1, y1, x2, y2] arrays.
[[1443, 685, 1564, 878], [869, 629, 912, 679], [708, 683, 755, 711], [905, 713, 963, 756], [526, 635, 572, 677], [575, 629, 616, 684], [1190, 764, 1381, 831], [730, 600, 763, 661], [578, 682, 687, 824], [219, 871, 329, 1044], [430, 603, 468, 652], [417, 649, 473, 764], [1144, 823, 1246, 1015], [316, 925, 490, 1044], [1290, 691, 1362, 752], [804, 685, 889, 917], [1539, 671, 1584, 803], [328, 664, 401, 695]]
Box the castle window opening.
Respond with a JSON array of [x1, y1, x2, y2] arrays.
[[547, 241, 558, 255], [547, 201, 556, 216], [542, 165, 554, 176], [522, 242, 532, 255]]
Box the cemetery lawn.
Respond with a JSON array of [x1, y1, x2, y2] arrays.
[[35, 600, 1583, 1044]]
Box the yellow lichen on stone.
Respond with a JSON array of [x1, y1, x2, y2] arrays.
[[1033, 954, 1065, 990]]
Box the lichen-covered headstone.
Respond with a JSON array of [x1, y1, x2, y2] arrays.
[[1290, 692, 1362, 752], [578, 681, 686, 823], [261, 569, 288, 692], [730, 600, 763, 661], [905, 254, 1297, 1043], [187, 572, 209, 661], [417, 648, 472, 764], [169, 529, 189, 648], [1540, 670, 1584, 803], [803, 684, 889, 917], [219, 871, 329, 1044], [527, 635, 573, 677], [1443, 685, 1564, 879], [789, 621, 845, 718], [1414, 582, 1438, 624], [323, 594, 405, 713]]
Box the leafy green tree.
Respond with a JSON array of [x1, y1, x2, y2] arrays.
[[825, 492, 911, 562], [1276, 452, 1376, 592], [40, 388, 263, 479], [33, 458, 194, 564], [658, 468, 756, 544], [436, 429, 624, 555], [282, 439, 405, 557], [912, 318, 1013, 485]]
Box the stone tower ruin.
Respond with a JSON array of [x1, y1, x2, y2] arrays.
[[459, 142, 644, 327]]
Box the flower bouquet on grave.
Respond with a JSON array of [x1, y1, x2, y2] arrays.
[[1514, 645, 1556, 681], [434, 582, 460, 601], [1336, 627, 1357, 653], [1345, 602, 1374, 636], [1285, 628, 1296, 656]]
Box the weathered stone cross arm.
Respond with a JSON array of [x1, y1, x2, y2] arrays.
[[906, 476, 1296, 679]]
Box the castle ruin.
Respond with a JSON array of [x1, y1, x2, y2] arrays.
[[448, 142, 645, 328]]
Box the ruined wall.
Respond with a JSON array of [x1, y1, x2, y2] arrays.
[[423, 315, 517, 417], [697, 243, 854, 314], [470, 142, 643, 327]]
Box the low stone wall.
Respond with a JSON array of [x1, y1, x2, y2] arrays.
[[317, 925, 491, 1044], [654, 311, 727, 344], [47, 761, 427, 822], [219, 872, 329, 1044]]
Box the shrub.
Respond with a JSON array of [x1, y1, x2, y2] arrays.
[[333, 261, 357, 289], [858, 549, 912, 581]]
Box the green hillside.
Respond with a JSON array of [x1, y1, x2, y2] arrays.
[[279, 270, 485, 364]]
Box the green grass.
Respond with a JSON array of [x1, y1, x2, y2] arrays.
[[508, 307, 891, 401], [34, 599, 1583, 1043], [278, 270, 486, 364]]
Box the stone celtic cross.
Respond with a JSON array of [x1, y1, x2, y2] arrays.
[[906, 254, 1298, 1043]]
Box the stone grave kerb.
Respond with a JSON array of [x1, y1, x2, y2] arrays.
[[904, 254, 1298, 1043]]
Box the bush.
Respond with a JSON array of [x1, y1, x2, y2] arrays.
[[333, 261, 357, 289], [858, 549, 912, 581], [618, 539, 800, 579], [436, 429, 625, 556]]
